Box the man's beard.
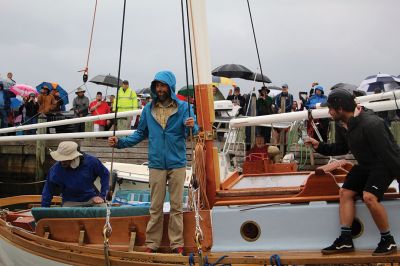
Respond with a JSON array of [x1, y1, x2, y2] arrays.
[[157, 92, 170, 102]]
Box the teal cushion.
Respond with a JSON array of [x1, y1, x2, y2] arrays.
[[31, 206, 150, 222]]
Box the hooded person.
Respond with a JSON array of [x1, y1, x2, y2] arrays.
[[108, 70, 199, 254], [305, 85, 327, 109], [41, 141, 110, 207]]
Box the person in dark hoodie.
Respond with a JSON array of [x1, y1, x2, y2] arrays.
[[306, 88, 400, 256], [20, 93, 39, 135], [108, 71, 199, 255]]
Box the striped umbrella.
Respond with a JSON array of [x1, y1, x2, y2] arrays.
[[358, 73, 400, 92], [212, 76, 236, 86]]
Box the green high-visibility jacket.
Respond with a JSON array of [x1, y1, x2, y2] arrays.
[[113, 87, 139, 112]]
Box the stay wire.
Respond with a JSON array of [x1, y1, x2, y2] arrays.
[[180, 0, 191, 118], [185, 0, 197, 107], [83, 0, 98, 80], [246, 0, 266, 87], [109, 0, 127, 199]]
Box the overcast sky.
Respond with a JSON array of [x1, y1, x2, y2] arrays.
[[1, 0, 399, 105]]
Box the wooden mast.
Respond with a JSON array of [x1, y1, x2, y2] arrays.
[[187, 0, 219, 207]]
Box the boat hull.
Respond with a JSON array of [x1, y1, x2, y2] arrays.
[[0, 235, 69, 266], [212, 199, 400, 252]]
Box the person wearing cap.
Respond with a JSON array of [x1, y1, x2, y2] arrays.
[[305, 89, 400, 256], [73, 87, 89, 132], [227, 86, 246, 115], [113, 80, 139, 130], [108, 71, 198, 254], [0, 81, 11, 129], [20, 93, 39, 135], [256, 86, 273, 143], [38, 86, 57, 115], [89, 91, 110, 132], [41, 141, 110, 207], [274, 84, 293, 113]]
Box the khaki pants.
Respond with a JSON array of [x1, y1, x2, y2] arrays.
[[117, 117, 132, 130], [146, 167, 185, 250]]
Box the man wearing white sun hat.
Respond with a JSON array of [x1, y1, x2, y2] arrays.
[[41, 141, 110, 207]]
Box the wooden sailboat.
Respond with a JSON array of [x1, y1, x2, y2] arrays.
[[1, 1, 400, 265]]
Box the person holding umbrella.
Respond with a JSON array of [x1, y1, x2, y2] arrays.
[[20, 93, 39, 135], [38, 85, 56, 116]]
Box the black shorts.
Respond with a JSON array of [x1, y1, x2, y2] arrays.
[[342, 164, 394, 201]]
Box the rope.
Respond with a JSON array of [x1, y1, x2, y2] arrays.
[[269, 254, 281, 266], [185, 0, 197, 106], [393, 90, 399, 110], [204, 255, 231, 266], [246, 0, 266, 87], [103, 0, 127, 264], [80, 0, 98, 83]]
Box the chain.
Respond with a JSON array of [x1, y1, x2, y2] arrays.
[[103, 201, 112, 266]]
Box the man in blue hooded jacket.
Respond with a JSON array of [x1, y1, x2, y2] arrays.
[[305, 85, 327, 109], [108, 71, 198, 254]]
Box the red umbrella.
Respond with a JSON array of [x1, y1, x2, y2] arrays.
[[10, 84, 39, 97]]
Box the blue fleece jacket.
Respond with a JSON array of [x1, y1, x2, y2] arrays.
[[41, 154, 110, 207], [117, 71, 199, 170], [305, 85, 327, 109]]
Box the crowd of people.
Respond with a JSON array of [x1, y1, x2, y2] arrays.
[[0, 72, 152, 135]]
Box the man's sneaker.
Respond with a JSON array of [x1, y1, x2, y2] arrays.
[[372, 236, 397, 256], [172, 247, 185, 255], [321, 236, 354, 255]]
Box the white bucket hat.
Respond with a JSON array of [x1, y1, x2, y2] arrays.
[[50, 141, 82, 161]]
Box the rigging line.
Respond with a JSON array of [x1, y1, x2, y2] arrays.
[[246, 0, 266, 87], [108, 0, 127, 200], [81, 0, 98, 82], [180, 0, 191, 117], [185, 0, 197, 107]]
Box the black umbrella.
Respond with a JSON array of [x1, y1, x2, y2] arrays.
[[359, 73, 400, 92], [90, 74, 123, 88], [137, 87, 151, 96], [244, 72, 272, 83], [331, 83, 366, 97], [211, 64, 253, 79]]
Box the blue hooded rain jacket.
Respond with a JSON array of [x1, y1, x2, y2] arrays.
[[117, 71, 199, 170], [305, 85, 327, 109]]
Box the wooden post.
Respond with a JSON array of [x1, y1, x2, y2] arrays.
[[36, 115, 47, 183], [279, 96, 286, 157], [250, 92, 257, 148], [391, 121, 400, 144], [85, 121, 94, 140], [328, 120, 336, 144]]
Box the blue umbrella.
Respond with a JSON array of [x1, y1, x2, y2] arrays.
[[10, 98, 22, 110], [36, 82, 69, 109]]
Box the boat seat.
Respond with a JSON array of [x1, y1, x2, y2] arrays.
[[31, 206, 150, 222]]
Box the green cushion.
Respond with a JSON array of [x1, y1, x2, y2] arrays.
[[31, 206, 150, 222]]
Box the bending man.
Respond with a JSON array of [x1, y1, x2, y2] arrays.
[[41, 141, 110, 207], [306, 89, 400, 255]]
